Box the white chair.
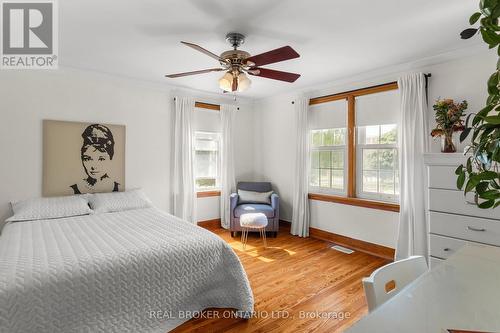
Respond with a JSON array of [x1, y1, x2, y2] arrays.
[[362, 255, 428, 312], [240, 212, 268, 250]]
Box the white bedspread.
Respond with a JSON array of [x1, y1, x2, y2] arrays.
[[0, 208, 253, 332]]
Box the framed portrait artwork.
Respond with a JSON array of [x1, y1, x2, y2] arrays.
[[43, 120, 126, 196]]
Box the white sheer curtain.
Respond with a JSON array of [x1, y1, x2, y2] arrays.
[[291, 97, 311, 237], [395, 73, 430, 260], [172, 96, 197, 223], [220, 104, 237, 229]]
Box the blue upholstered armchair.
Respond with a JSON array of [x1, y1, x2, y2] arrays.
[[230, 182, 279, 237]]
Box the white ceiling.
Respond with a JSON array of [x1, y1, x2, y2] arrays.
[[61, 0, 479, 98]]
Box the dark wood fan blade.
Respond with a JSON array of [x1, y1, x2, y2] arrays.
[[165, 68, 223, 78], [181, 41, 223, 62], [248, 67, 300, 82], [245, 46, 299, 67]]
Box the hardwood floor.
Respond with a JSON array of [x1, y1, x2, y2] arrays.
[[172, 225, 389, 333]]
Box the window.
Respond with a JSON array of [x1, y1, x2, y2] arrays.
[[355, 89, 400, 203], [357, 124, 399, 201], [194, 132, 220, 190], [307, 83, 400, 210], [310, 128, 346, 193]]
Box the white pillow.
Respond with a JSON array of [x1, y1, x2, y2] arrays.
[[88, 189, 152, 213], [6, 195, 92, 223], [238, 189, 273, 205]]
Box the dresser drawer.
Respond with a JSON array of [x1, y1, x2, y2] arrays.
[[429, 189, 500, 220], [427, 165, 460, 190], [429, 212, 500, 246], [429, 256, 444, 269], [430, 234, 467, 259]]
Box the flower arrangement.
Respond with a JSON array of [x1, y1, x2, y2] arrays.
[[430, 98, 467, 152]]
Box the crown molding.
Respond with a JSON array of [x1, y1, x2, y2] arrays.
[[254, 42, 489, 104]]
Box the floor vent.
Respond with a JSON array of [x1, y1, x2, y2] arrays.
[[331, 245, 354, 254]]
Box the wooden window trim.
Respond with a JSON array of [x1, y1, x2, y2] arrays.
[[308, 193, 399, 212], [195, 102, 220, 111], [197, 190, 221, 198], [308, 82, 400, 212], [347, 95, 356, 197], [309, 82, 398, 105]]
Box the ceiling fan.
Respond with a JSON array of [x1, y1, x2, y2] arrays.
[[165, 32, 301, 92]]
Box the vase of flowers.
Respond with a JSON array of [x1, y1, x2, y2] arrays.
[[430, 99, 467, 153]]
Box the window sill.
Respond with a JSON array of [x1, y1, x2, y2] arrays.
[[308, 193, 400, 212], [197, 190, 221, 198]]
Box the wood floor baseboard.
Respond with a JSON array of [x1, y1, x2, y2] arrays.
[[309, 227, 394, 261], [202, 218, 393, 261], [279, 219, 291, 229], [197, 218, 221, 230]]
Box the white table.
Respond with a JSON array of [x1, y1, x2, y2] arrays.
[[347, 244, 500, 333]]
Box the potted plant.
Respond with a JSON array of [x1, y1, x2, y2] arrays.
[[455, 0, 500, 209], [431, 99, 467, 153]]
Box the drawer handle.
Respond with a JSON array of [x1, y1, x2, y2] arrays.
[[467, 226, 486, 232], [443, 248, 450, 252]]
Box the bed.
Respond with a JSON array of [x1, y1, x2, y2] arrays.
[[0, 207, 254, 332]]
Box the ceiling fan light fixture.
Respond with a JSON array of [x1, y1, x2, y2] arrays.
[[237, 72, 251, 92], [219, 72, 233, 92]]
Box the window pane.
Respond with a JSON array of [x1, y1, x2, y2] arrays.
[[334, 128, 346, 145], [332, 150, 343, 169], [311, 150, 320, 168], [362, 149, 378, 170], [323, 129, 335, 146], [195, 151, 217, 177], [196, 178, 216, 189], [195, 139, 218, 151], [380, 124, 397, 144], [312, 130, 322, 147], [365, 125, 379, 144], [332, 170, 344, 190], [379, 149, 396, 170], [194, 132, 219, 190], [310, 168, 320, 187], [319, 151, 332, 168], [395, 171, 400, 195], [319, 169, 331, 188], [362, 171, 378, 193], [379, 170, 395, 195]]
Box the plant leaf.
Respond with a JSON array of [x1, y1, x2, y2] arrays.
[[476, 181, 490, 193], [460, 127, 472, 142], [478, 199, 495, 208], [457, 172, 466, 189], [479, 189, 500, 199], [465, 177, 480, 193], [461, 28, 479, 39], [483, 116, 500, 124], [470, 12, 482, 24], [481, 28, 499, 46], [477, 170, 499, 180], [467, 157, 473, 173]]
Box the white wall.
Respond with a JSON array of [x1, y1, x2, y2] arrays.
[[0, 68, 254, 225], [0, 69, 172, 223], [253, 49, 496, 248]]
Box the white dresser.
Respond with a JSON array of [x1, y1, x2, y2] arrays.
[[425, 153, 500, 268]]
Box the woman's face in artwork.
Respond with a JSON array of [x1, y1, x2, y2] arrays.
[[81, 145, 111, 180]]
